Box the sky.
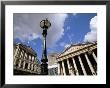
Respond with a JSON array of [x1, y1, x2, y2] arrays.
[[13, 13, 97, 61]]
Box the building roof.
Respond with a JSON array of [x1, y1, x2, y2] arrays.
[[57, 42, 97, 58], [14, 43, 37, 56]]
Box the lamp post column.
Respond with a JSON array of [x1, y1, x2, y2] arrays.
[[40, 19, 51, 75], [41, 29, 48, 75]]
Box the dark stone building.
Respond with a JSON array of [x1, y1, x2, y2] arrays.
[[13, 43, 41, 75]]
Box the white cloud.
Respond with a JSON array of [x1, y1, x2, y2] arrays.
[[66, 26, 70, 31], [14, 13, 68, 47], [84, 16, 97, 42], [59, 42, 70, 48], [67, 34, 74, 44], [59, 42, 66, 47]]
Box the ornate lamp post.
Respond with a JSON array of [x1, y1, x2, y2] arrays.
[[40, 18, 51, 75]]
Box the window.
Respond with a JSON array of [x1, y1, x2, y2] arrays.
[[15, 59, 20, 67], [32, 56, 34, 61], [25, 63, 28, 69]]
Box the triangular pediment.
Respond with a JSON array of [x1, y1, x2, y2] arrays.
[[58, 42, 95, 57]]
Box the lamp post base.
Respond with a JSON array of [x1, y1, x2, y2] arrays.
[[41, 62, 48, 75]]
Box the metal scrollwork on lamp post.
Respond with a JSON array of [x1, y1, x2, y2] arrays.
[[40, 18, 51, 75]]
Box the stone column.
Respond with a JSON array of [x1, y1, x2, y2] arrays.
[[24, 53, 27, 59], [18, 60, 21, 68], [60, 62, 63, 75], [34, 65, 37, 72], [28, 63, 31, 70], [23, 61, 25, 69], [67, 59, 71, 75], [32, 56, 35, 62], [31, 64, 34, 71], [14, 58, 17, 66], [92, 52, 97, 63], [78, 56, 87, 75], [72, 58, 79, 75], [22, 51, 25, 60], [57, 62, 60, 75], [14, 46, 19, 58], [84, 53, 96, 75], [14, 47, 19, 65], [62, 61, 66, 75], [19, 50, 22, 58], [32, 56, 34, 62], [28, 55, 30, 60]]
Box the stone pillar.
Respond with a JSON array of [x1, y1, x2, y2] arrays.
[[85, 53, 96, 75], [32, 56, 35, 62], [24, 53, 27, 59], [72, 58, 79, 75], [78, 56, 87, 75], [23, 61, 25, 69], [14, 47, 19, 65], [31, 64, 34, 71], [60, 62, 63, 75], [31, 56, 33, 61], [22, 51, 25, 59], [57, 62, 60, 75], [28, 63, 31, 70], [34, 65, 36, 72], [14, 58, 17, 66], [28, 55, 30, 60], [19, 50, 22, 58], [92, 52, 97, 63], [67, 59, 71, 75], [18, 60, 21, 68], [14, 46, 19, 58], [62, 61, 66, 75], [20, 50, 23, 59]]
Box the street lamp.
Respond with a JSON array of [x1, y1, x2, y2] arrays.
[[40, 18, 51, 75]]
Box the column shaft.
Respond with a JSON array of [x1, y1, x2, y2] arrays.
[[14, 47, 19, 58], [72, 58, 79, 75], [18, 60, 22, 68], [28, 63, 31, 70], [92, 52, 97, 63], [62, 61, 66, 75], [58, 62, 60, 75], [23, 61, 25, 69], [31, 64, 34, 71], [67, 59, 71, 75], [85, 53, 96, 75], [78, 56, 87, 75], [60, 62, 63, 75], [14, 47, 19, 65]]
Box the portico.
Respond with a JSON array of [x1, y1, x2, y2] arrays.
[[57, 42, 97, 75]]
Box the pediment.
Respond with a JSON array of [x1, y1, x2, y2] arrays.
[[58, 43, 95, 58]]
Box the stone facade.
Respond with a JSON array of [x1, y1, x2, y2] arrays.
[[13, 43, 41, 75], [48, 53, 59, 75], [56, 42, 97, 75]]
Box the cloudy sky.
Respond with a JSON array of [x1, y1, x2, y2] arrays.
[[14, 13, 97, 61]]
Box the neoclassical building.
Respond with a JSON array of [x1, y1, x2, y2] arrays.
[[56, 42, 97, 75], [13, 43, 41, 75], [48, 53, 59, 75]]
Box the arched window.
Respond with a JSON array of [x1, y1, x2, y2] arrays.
[[32, 56, 35, 62], [34, 65, 37, 71], [31, 64, 33, 70], [25, 63, 28, 69], [20, 61, 24, 69], [15, 59, 20, 67], [29, 55, 31, 60]]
